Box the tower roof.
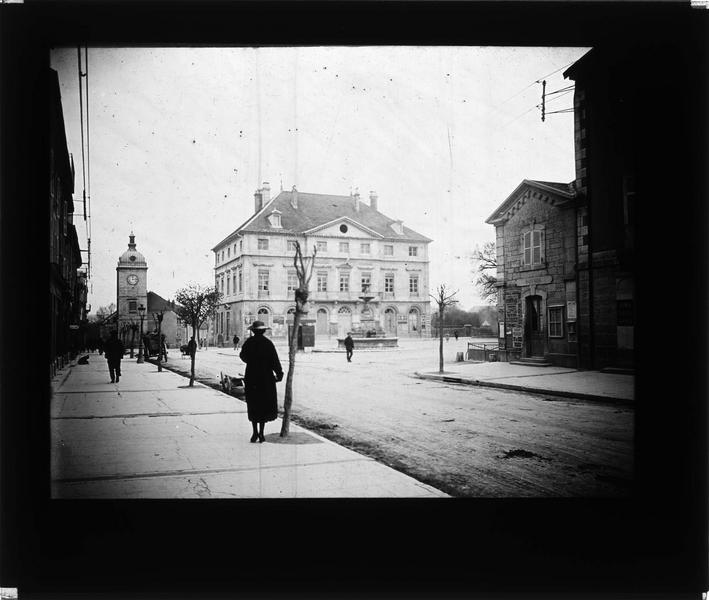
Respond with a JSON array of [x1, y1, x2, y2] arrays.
[[117, 233, 147, 267]]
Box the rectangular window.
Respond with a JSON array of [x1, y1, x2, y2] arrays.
[[339, 241, 349, 253], [258, 238, 269, 250], [220, 276, 224, 293], [317, 272, 328, 292], [232, 273, 236, 294], [227, 247, 230, 258], [409, 275, 419, 295], [408, 246, 418, 257], [258, 270, 269, 292], [361, 274, 371, 292], [385, 275, 394, 293], [128, 300, 137, 313], [360, 243, 370, 255], [238, 268, 242, 293], [287, 240, 298, 252], [287, 271, 298, 293], [317, 241, 327, 252], [234, 243, 237, 255], [227, 276, 230, 295], [384, 245, 394, 256], [548, 306, 564, 337], [524, 230, 543, 266], [339, 273, 349, 292], [240, 240, 243, 251]]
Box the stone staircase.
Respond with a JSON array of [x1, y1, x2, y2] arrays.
[[510, 356, 553, 367]]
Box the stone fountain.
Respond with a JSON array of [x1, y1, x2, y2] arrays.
[[337, 284, 398, 350]]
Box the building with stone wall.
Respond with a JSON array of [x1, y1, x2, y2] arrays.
[[486, 180, 578, 367], [563, 49, 635, 370], [49, 67, 86, 375], [212, 184, 432, 343]]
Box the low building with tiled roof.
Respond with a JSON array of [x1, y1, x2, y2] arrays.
[[212, 183, 433, 341]]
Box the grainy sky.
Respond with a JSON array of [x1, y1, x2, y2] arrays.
[[51, 46, 589, 312]]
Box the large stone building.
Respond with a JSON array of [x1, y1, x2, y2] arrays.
[[486, 47, 639, 371], [486, 180, 578, 367], [49, 67, 88, 375], [212, 184, 432, 342]]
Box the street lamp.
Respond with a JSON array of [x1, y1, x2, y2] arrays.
[[153, 308, 164, 372], [137, 304, 146, 363]]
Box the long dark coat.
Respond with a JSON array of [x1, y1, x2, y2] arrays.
[[239, 333, 283, 423], [104, 338, 125, 365]]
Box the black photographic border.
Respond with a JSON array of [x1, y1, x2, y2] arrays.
[[1, 2, 707, 599]]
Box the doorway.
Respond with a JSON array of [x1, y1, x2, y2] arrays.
[[524, 295, 544, 357], [316, 308, 328, 335], [337, 306, 352, 337]]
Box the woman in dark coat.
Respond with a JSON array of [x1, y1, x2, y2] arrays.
[[239, 321, 283, 443]]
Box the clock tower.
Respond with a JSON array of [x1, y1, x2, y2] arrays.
[[116, 233, 148, 334]]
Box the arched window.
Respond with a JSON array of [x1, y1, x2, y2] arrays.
[[338, 306, 352, 315]]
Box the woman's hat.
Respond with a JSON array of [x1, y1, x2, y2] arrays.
[[248, 320, 270, 331]]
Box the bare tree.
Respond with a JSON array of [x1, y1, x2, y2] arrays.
[[280, 241, 317, 437], [430, 284, 459, 374], [174, 284, 222, 386], [471, 241, 498, 304]]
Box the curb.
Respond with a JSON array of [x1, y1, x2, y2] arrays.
[[413, 372, 633, 405]]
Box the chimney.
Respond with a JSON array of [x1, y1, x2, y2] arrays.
[[369, 190, 378, 211], [291, 185, 298, 209], [353, 188, 361, 212], [254, 189, 263, 213], [262, 181, 271, 203]]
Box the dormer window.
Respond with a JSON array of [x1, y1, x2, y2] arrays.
[[268, 210, 282, 228]]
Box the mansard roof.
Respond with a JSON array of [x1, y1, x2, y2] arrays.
[[485, 179, 576, 225], [213, 190, 432, 250]]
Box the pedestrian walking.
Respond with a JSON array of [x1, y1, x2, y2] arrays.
[[239, 320, 284, 443], [344, 332, 355, 362], [233, 334, 240, 350], [187, 336, 197, 358], [454, 330, 459, 341], [104, 330, 125, 383]]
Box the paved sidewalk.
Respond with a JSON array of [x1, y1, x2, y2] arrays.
[[415, 361, 634, 403], [51, 353, 447, 498]]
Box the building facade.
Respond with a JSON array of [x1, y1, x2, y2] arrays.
[[563, 49, 635, 370], [212, 185, 432, 342], [49, 68, 87, 375], [486, 180, 579, 367], [116, 233, 148, 341]]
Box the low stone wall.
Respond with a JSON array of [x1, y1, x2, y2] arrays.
[[337, 337, 399, 349]]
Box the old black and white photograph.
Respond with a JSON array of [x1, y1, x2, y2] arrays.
[[48, 45, 638, 499]]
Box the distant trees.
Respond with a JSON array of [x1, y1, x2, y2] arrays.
[[174, 284, 222, 386], [471, 241, 498, 304], [91, 302, 116, 322], [430, 284, 458, 374]]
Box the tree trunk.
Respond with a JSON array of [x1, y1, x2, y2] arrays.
[[189, 321, 197, 386], [280, 310, 302, 437], [439, 307, 444, 373]]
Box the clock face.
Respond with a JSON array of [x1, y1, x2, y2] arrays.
[[127, 274, 139, 286]]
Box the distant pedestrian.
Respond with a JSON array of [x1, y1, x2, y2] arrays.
[[104, 330, 125, 383], [344, 333, 355, 362], [160, 334, 168, 362], [445, 332, 450, 342], [454, 330, 459, 341], [187, 336, 197, 358], [217, 333, 224, 347], [239, 320, 283, 443], [233, 334, 240, 350], [96, 337, 104, 356]]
